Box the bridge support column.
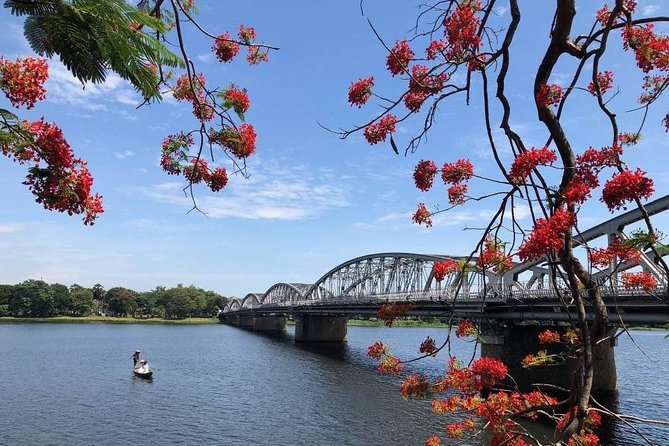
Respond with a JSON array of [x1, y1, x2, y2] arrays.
[[236, 314, 255, 328], [481, 324, 617, 395], [253, 316, 286, 332], [294, 315, 347, 343]]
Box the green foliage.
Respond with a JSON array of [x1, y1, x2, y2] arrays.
[[5, 0, 184, 101], [9, 280, 55, 317], [70, 287, 94, 315], [105, 286, 137, 316]]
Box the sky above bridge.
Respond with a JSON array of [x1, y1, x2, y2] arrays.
[[1, 1, 668, 297]]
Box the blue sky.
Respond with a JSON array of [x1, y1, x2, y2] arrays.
[[1, 1, 667, 297]]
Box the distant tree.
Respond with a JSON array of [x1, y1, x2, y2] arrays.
[[70, 288, 94, 316], [10, 280, 54, 317], [105, 287, 137, 316], [160, 285, 191, 319], [135, 290, 157, 317], [91, 284, 105, 301], [0, 284, 13, 306], [50, 283, 71, 315]]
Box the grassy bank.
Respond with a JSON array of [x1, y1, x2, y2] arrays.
[[0, 316, 219, 325]]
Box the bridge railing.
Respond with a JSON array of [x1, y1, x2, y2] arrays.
[[222, 284, 668, 313]]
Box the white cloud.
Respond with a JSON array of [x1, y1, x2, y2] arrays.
[[46, 63, 139, 111], [197, 53, 215, 63], [0, 224, 22, 234], [134, 161, 352, 220], [641, 5, 661, 16], [115, 149, 135, 159]]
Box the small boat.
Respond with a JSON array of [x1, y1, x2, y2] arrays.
[[133, 368, 153, 379]]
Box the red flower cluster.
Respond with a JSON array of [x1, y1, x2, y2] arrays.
[[210, 123, 257, 159], [448, 184, 467, 205], [508, 146, 557, 184], [348, 76, 374, 108], [563, 176, 592, 206], [183, 158, 209, 184], [404, 91, 426, 112], [477, 237, 513, 274], [363, 114, 397, 145], [413, 160, 438, 191], [378, 355, 404, 375], [588, 70, 614, 95], [386, 40, 414, 76], [160, 132, 193, 175], [424, 435, 442, 446], [517, 208, 576, 261], [377, 303, 416, 327], [419, 336, 437, 356], [0, 56, 48, 109], [455, 319, 477, 338], [621, 272, 657, 292], [172, 73, 215, 122], [441, 159, 474, 185], [367, 341, 386, 359], [557, 407, 602, 446], [536, 83, 564, 107], [442, 2, 482, 62], [207, 167, 229, 192], [2, 119, 103, 224], [409, 65, 448, 96], [538, 329, 561, 344], [433, 259, 459, 282], [246, 46, 269, 65], [618, 132, 641, 146], [426, 40, 447, 60], [601, 168, 654, 211], [588, 236, 642, 268], [412, 202, 432, 227], [400, 374, 430, 399], [223, 86, 250, 114], [213, 32, 240, 63], [639, 74, 668, 104], [622, 24, 669, 73], [238, 25, 256, 44], [596, 1, 636, 26]]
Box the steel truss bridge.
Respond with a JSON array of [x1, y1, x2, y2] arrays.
[[222, 196, 669, 325]]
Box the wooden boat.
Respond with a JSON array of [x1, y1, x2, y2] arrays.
[[133, 368, 153, 379]]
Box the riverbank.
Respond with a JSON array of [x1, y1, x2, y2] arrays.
[[0, 316, 218, 324]]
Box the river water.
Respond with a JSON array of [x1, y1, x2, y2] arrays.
[[0, 323, 666, 445]]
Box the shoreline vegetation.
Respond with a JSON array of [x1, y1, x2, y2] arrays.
[[0, 316, 219, 324]]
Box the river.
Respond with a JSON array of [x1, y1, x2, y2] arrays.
[[0, 323, 666, 445]]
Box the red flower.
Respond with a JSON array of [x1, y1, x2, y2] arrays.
[[206, 167, 228, 192], [412, 202, 432, 227], [238, 25, 256, 44], [183, 158, 209, 184], [601, 168, 654, 211], [400, 374, 430, 399], [413, 160, 438, 191], [409, 65, 448, 95], [210, 123, 257, 158], [433, 259, 459, 282], [419, 336, 437, 356], [378, 355, 404, 375], [508, 146, 557, 184], [367, 341, 386, 359], [443, 3, 482, 62], [387, 40, 414, 76], [588, 70, 614, 95], [246, 45, 269, 65], [363, 114, 398, 144], [426, 40, 447, 60], [455, 319, 477, 338], [160, 132, 193, 175], [477, 237, 513, 274], [0, 56, 48, 109], [517, 208, 576, 261], [589, 236, 642, 268], [448, 184, 467, 205], [596, 1, 636, 26], [224, 86, 251, 114], [172, 73, 206, 102], [538, 329, 561, 344], [563, 176, 592, 206], [191, 98, 215, 121], [213, 32, 240, 63], [621, 272, 657, 292], [424, 435, 442, 446], [623, 24, 669, 73], [536, 83, 564, 107], [441, 159, 474, 184], [404, 90, 427, 112], [377, 303, 415, 327], [471, 356, 508, 389], [348, 76, 374, 108]]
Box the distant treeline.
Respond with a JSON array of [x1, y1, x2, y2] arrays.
[[0, 280, 228, 319]]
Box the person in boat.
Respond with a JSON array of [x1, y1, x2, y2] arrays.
[[131, 350, 141, 367], [136, 359, 150, 374]]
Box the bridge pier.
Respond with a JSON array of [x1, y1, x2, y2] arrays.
[[294, 314, 347, 343], [236, 315, 255, 328], [481, 324, 617, 395], [253, 315, 286, 332]]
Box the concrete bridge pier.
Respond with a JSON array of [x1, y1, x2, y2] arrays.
[[235, 314, 255, 328], [294, 314, 347, 342], [481, 324, 617, 395], [253, 315, 287, 332]]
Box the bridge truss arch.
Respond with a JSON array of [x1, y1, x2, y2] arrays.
[[241, 293, 264, 309], [304, 252, 497, 302], [263, 283, 313, 305]]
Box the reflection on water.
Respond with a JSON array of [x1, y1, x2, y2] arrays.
[[0, 323, 666, 445]]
